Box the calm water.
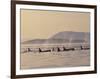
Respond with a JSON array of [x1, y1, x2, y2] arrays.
[[20, 43, 90, 69]]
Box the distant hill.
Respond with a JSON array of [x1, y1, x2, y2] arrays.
[[22, 31, 90, 44], [22, 39, 46, 44], [50, 31, 89, 40]]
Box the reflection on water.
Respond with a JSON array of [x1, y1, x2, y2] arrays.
[[20, 43, 90, 69]]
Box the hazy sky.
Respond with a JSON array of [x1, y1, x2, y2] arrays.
[[21, 9, 90, 41]]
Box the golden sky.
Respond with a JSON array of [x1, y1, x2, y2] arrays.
[[21, 9, 90, 42]]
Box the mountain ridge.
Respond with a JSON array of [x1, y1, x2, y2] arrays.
[[22, 31, 90, 44]]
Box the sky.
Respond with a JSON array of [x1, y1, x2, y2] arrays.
[[21, 9, 90, 42]]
